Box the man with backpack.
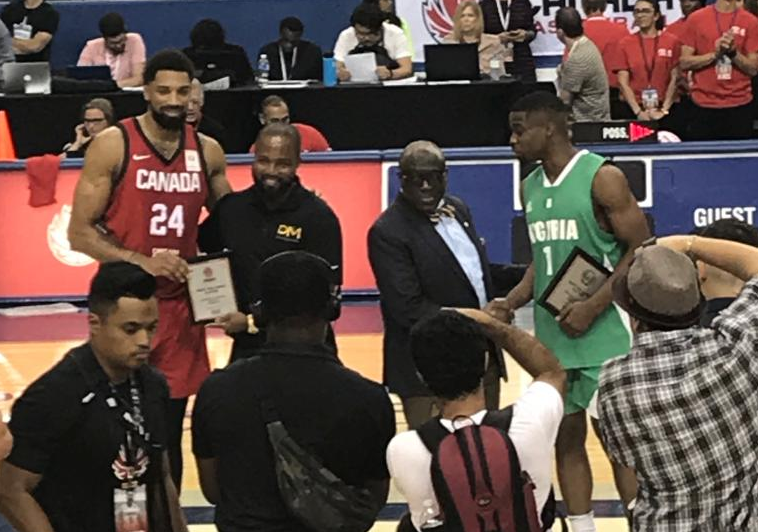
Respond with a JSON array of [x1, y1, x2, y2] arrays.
[[192, 250, 395, 532], [387, 309, 566, 531]]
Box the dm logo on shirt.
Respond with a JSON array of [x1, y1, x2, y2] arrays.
[[47, 205, 96, 267], [276, 224, 303, 242], [422, 0, 459, 42]]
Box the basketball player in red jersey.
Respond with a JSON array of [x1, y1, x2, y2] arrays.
[[68, 49, 232, 491]]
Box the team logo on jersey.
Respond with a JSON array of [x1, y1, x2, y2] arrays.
[[47, 205, 96, 267], [422, 0, 460, 42], [184, 150, 201, 172]]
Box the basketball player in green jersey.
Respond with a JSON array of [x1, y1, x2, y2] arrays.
[[494, 93, 649, 532]]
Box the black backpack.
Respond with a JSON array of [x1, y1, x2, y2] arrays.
[[248, 356, 381, 532], [416, 408, 559, 532]]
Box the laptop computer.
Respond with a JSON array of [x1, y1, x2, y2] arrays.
[[186, 49, 254, 86], [424, 43, 479, 82], [66, 65, 112, 81], [1, 62, 51, 94]]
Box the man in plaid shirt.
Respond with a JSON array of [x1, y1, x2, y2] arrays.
[[598, 234, 758, 531]]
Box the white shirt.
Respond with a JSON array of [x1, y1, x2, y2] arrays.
[[333, 22, 412, 63], [434, 216, 487, 308], [386, 382, 564, 531]]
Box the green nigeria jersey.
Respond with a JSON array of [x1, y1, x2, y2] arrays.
[[523, 150, 631, 368]]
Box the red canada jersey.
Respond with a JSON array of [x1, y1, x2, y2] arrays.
[[105, 118, 208, 298]]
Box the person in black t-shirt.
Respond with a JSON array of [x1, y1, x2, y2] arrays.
[[258, 17, 323, 81], [0, 0, 58, 63], [0, 263, 187, 532], [182, 18, 254, 86], [198, 122, 342, 361], [192, 250, 395, 532]]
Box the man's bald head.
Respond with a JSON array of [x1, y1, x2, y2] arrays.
[[399, 140, 446, 174], [187, 79, 205, 125]]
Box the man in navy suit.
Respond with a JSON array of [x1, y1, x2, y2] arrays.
[[368, 140, 504, 429]]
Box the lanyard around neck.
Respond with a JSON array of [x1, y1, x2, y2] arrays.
[[638, 32, 660, 87], [495, 0, 512, 32], [279, 46, 298, 81], [713, 5, 739, 36]]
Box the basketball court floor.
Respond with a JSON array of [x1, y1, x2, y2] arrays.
[[0, 304, 629, 531]]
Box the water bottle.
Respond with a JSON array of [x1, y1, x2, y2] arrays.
[[257, 54, 270, 84], [322, 52, 337, 87]]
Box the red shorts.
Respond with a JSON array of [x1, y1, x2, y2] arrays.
[[150, 297, 210, 398]]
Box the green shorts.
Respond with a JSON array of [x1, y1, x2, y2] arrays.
[[564, 366, 601, 415]]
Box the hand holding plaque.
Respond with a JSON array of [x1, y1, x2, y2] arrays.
[[538, 247, 611, 317], [187, 252, 239, 323]]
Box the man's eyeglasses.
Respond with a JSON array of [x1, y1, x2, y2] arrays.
[[401, 171, 445, 187], [83, 118, 106, 124]]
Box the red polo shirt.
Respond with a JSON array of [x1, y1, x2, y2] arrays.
[[682, 6, 758, 108], [617, 32, 680, 103], [584, 16, 631, 87]]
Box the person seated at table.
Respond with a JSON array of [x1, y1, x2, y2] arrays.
[[249, 95, 330, 153], [442, 0, 508, 76], [187, 78, 229, 151], [77, 12, 146, 88], [363, 0, 413, 56], [334, 3, 412, 82], [0, 21, 13, 88], [60, 98, 115, 159], [183, 18, 254, 86], [616, 0, 679, 122], [258, 17, 323, 81]]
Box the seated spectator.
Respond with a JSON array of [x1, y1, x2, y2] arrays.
[[183, 18, 254, 86], [334, 3, 413, 81], [363, 0, 414, 56], [0, 21, 14, 87], [697, 219, 758, 326], [77, 13, 146, 88], [187, 78, 228, 151], [581, 0, 629, 90], [250, 95, 330, 153], [258, 17, 323, 81], [599, 236, 758, 530], [480, 0, 538, 82], [616, 0, 679, 122], [60, 98, 115, 159], [555, 7, 611, 121], [442, 0, 508, 76], [0, 0, 58, 63], [387, 309, 565, 531], [192, 250, 395, 532], [679, 0, 758, 140]]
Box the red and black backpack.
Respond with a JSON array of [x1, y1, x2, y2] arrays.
[[416, 407, 557, 532]]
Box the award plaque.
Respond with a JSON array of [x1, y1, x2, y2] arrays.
[[186, 252, 238, 323], [538, 247, 612, 316]]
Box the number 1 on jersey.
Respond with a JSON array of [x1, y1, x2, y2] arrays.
[[150, 203, 185, 238], [543, 246, 553, 276]]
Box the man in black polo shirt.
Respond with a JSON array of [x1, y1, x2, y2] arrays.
[[258, 17, 323, 81], [192, 251, 395, 532], [199, 122, 342, 361], [0, 263, 186, 532]]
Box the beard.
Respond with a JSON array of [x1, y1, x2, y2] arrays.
[[253, 173, 297, 205], [150, 104, 186, 131]]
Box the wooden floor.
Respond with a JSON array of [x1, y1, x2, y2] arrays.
[[0, 307, 629, 530]]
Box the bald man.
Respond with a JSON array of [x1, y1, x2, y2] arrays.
[[368, 141, 504, 429], [186, 78, 228, 151]]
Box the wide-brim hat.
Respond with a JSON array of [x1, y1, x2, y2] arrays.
[[612, 245, 704, 329]]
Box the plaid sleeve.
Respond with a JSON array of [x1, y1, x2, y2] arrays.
[[597, 362, 636, 469], [712, 276, 758, 339]]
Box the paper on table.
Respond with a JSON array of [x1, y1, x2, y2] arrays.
[[344, 52, 378, 83]]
